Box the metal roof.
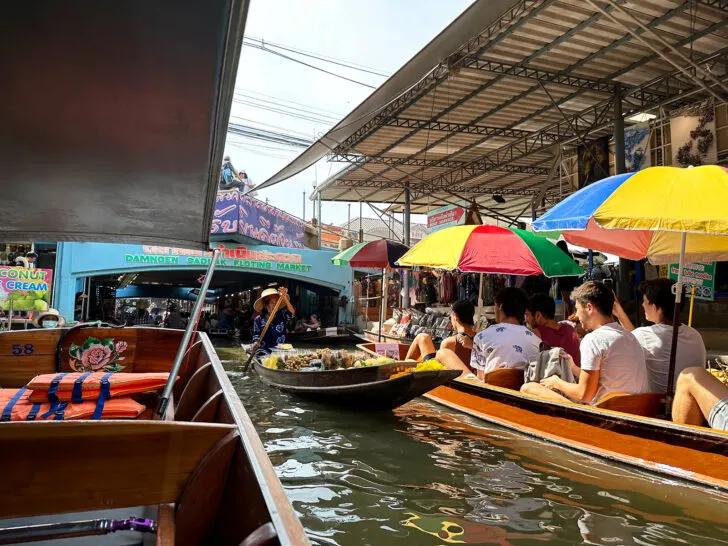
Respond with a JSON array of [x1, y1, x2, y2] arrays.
[[339, 216, 428, 243], [0, 0, 249, 250], [259, 0, 728, 222]]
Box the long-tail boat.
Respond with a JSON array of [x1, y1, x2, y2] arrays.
[[0, 1, 308, 544], [358, 342, 728, 491]]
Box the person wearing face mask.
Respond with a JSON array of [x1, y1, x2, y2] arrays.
[[612, 278, 706, 393], [521, 281, 648, 405], [437, 288, 540, 378], [405, 299, 477, 367]]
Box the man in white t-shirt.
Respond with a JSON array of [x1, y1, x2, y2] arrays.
[[436, 287, 540, 377], [521, 281, 649, 405], [612, 278, 706, 393]]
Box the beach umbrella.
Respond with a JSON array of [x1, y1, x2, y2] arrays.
[[396, 225, 583, 277], [331, 239, 409, 341], [331, 239, 409, 269], [533, 165, 728, 398]]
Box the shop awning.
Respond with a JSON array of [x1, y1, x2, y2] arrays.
[[0, 0, 249, 250]]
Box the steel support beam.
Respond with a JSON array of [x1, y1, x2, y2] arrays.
[[402, 182, 411, 308], [384, 118, 561, 141]]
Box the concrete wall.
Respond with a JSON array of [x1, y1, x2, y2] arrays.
[[54, 242, 352, 320]]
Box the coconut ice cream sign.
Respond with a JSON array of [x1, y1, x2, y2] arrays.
[[0, 267, 53, 311]]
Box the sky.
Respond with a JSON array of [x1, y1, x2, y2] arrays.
[[224, 0, 475, 227]]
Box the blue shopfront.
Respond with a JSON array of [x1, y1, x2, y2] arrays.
[[53, 241, 352, 326]]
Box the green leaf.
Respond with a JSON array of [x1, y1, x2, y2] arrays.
[[81, 337, 101, 351], [69, 345, 82, 359], [105, 363, 125, 373], [100, 338, 115, 350]]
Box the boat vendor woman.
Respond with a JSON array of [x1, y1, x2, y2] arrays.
[[252, 287, 296, 354]]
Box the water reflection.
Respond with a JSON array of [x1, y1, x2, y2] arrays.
[[219, 346, 728, 545]]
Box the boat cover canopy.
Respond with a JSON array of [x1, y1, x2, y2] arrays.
[[0, 0, 248, 250]]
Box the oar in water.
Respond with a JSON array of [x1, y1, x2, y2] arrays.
[[244, 291, 287, 371]]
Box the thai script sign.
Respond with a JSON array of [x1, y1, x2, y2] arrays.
[[668, 262, 716, 301], [0, 267, 53, 311], [427, 203, 466, 233], [211, 190, 305, 248]]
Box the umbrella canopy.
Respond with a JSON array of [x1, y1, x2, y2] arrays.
[[331, 239, 409, 269], [533, 167, 728, 264], [396, 225, 583, 277]]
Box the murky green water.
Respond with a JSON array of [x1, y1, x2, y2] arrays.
[[216, 343, 728, 546]]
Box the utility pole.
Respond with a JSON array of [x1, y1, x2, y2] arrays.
[[302, 191, 306, 222]]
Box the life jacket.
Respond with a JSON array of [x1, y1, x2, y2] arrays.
[[26, 372, 172, 403], [0, 388, 145, 421]]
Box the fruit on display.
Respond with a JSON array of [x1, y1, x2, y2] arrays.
[[261, 349, 382, 372], [415, 360, 447, 372], [1, 289, 50, 312]]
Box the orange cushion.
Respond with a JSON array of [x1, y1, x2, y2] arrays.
[[26, 372, 172, 402], [0, 389, 145, 421]]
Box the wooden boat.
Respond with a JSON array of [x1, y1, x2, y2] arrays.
[[253, 359, 461, 411], [0, 326, 307, 545], [358, 342, 728, 491], [0, 1, 308, 543]]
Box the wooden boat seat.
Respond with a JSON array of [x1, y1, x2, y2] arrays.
[[595, 392, 666, 418], [0, 420, 235, 519], [483, 368, 524, 391]]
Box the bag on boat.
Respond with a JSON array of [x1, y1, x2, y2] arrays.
[[0, 388, 145, 421], [524, 348, 575, 384], [25, 372, 172, 403]]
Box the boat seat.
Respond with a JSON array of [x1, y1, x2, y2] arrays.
[[238, 523, 277, 546], [595, 392, 666, 418], [483, 368, 524, 391]]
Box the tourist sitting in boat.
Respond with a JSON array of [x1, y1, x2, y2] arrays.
[[303, 314, 321, 331], [611, 278, 706, 393], [406, 299, 476, 365], [521, 281, 649, 404], [437, 288, 539, 377], [252, 287, 296, 354], [525, 293, 581, 365], [672, 367, 728, 431], [164, 303, 184, 329]]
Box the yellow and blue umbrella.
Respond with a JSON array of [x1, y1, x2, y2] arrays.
[[533, 166, 728, 265]]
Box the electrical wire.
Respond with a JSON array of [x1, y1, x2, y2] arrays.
[[235, 88, 347, 117], [244, 36, 390, 77], [242, 41, 377, 89], [233, 92, 340, 123]]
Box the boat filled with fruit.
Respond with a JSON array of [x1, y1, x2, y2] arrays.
[[253, 348, 462, 410]]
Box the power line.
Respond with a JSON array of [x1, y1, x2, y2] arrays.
[[234, 88, 345, 117], [245, 36, 389, 77], [232, 97, 337, 125], [233, 91, 340, 123], [242, 41, 377, 89]]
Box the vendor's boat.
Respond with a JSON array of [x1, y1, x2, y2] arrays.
[[253, 359, 461, 411], [0, 1, 308, 544], [358, 342, 728, 491]]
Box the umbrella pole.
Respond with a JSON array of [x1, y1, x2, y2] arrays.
[[688, 285, 695, 327], [478, 273, 484, 308], [379, 268, 387, 342], [665, 232, 687, 409]]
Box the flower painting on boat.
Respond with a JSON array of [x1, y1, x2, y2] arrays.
[[69, 338, 127, 372]]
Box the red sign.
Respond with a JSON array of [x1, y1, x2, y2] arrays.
[[427, 206, 465, 230]]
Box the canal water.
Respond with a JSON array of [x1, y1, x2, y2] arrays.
[[215, 343, 728, 546]]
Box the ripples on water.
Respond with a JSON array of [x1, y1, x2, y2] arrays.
[[222, 355, 728, 546]]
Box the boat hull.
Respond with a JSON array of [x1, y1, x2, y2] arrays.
[[254, 361, 461, 410], [358, 340, 728, 490], [0, 327, 308, 546]]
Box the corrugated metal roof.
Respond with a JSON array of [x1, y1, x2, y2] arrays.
[[261, 0, 728, 222]]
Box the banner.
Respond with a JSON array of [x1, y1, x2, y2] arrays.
[[624, 123, 651, 172], [0, 267, 53, 311], [577, 136, 610, 188], [427, 202, 467, 233], [668, 262, 716, 301], [212, 190, 305, 249], [671, 99, 717, 167]]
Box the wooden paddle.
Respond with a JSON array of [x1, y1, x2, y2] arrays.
[[244, 290, 287, 372]]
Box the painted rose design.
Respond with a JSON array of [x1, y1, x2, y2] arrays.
[[70, 337, 128, 372]]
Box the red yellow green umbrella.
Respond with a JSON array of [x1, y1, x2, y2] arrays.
[[396, 224, 582, 277]]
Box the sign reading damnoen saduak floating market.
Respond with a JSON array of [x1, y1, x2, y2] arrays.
[[124, 245, 312, 273]]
